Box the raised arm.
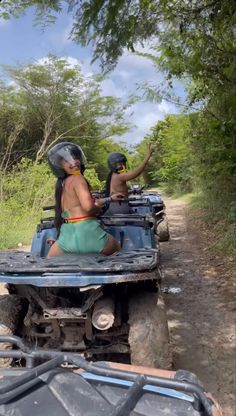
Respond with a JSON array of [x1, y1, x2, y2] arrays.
[[119, 145, 154, 182]]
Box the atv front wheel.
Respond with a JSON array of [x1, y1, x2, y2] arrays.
[[157, 217, 170, 242], [128, 293, 172, 369], [0, 295, 26, 367]]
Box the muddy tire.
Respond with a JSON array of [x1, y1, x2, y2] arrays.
[[0, 295, 26, 367], [128, 293, 172, 369], [174, 370, 204, 388], [157, 217, 170, 242]]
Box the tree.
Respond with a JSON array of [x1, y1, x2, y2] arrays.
[[0, 55, 130, 167], [1, 1, 235, 73], [133, 115, 194, 192]]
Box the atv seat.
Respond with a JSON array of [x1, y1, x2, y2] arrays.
[[101, 214, 155, 250]]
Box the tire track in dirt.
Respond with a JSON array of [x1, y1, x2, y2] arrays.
[[161, 197, 236, 416]]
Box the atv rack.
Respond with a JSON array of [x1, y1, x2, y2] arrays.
[[0, 336, 215, 416]]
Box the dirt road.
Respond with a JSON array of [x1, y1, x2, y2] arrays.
[[161, 197, 236, 416]]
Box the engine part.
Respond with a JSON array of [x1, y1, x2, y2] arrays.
[[92, 297, 115, 330]]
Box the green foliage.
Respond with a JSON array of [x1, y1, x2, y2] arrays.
[[135, 111, 236, 252], [0, 0, 62, 22], [214, 226, 236, 254], [0, 159, 55, 249], [134, 115, 194, 192], [84, 167, 104, 190], [0, 159, 105, 248], [0, 55, 130, 168], [1, 159, 54, 210], [2, 1, 234, 75], [0, 1, 159, 69]]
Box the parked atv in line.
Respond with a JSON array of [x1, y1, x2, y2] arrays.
[[129, 185, 170, 242], [0, 199, 171, 369], [0, 335, 223, 416]]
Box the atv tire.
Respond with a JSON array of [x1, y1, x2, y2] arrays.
[[174, 369, 204, 388], [128, 293, 172, 369], [0, 294, 26, 367], [157, 217, 170, 242]]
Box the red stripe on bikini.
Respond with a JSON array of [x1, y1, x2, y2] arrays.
[[67, 216, 96, 221]]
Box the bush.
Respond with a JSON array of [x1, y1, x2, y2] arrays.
[[0, 159, 55, 249], [84, 167, 105, 190]]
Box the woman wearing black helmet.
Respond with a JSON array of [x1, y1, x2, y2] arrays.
[[47, 142, 122, 257], [105, 144, 154, 214]]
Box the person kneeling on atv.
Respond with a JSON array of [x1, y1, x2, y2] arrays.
[[104, 144, 154, 215], [47, 142, 123, 257]]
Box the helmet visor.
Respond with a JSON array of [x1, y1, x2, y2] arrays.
[[56, 144, 87, 166]]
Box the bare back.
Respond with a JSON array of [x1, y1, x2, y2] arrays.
[[61, 175, 94, 218]]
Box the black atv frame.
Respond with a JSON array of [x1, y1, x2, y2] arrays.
[[0, 335, 218, 416]]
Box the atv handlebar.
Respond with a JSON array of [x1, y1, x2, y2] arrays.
[[43, 205, 55, 211]]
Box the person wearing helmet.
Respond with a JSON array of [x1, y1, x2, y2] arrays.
[[104, 144, 154, 214], [47, 142, 122, 257]]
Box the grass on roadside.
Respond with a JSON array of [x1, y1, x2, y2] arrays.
[[176, 191, 236, 255], [151, 183, 236, 255], [0, 208, 43, 249]]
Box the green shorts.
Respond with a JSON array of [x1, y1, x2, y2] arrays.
[[57, 219, 109, 254]]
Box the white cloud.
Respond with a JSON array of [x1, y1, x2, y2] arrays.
[[64, 56, 80, 67], [101, 78, 126, 98], [79, 51, 180, 145], [7, 80, 17, 87], [157, 100, 177, 114], [121, 103, 161, 145], [119, 97, 179, 145], [113, 52, 158, 82], [135, 42, 155, 54], [36, 57, 50, 66], [36, 55, 81, 68]]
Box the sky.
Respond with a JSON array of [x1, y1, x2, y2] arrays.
[[0, 5, 185, 147]]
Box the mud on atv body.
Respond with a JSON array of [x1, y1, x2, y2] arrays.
[[0, 208, 171, 369], [0, 336, 222, 416]]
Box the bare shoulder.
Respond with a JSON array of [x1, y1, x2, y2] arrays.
[[64, 175, 80, 187], [71, 175, 89, 190], [70, 174, 85, 184], [115, 171, 130, 182]]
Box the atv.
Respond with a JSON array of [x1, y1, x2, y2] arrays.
[[0, 200, 171, 369], [129, 187, 170, 242], [0, 335, 223, 416]]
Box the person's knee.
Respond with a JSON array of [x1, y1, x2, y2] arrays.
[[109, 235, 120, 252], [102, 235, 120, 255], [114, 240, 121, 251], [47, 241, 63, 257]]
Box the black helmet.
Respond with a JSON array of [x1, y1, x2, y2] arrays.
[[107, 152, 127, 172], [48, 142, 87, 178]]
